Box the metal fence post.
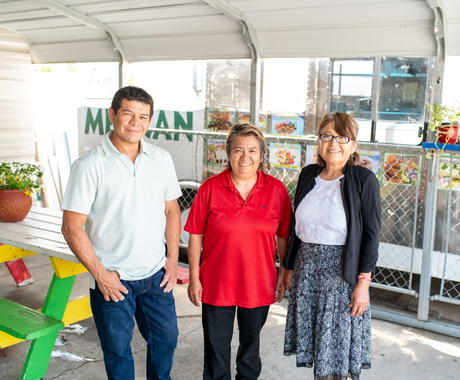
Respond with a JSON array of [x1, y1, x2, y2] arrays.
[[418, 151, 439, 321]]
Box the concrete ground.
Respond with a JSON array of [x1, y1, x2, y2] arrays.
[[1, 254, 460, 379]]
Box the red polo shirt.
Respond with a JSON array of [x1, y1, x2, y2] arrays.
[[184, 168, 292, 308]]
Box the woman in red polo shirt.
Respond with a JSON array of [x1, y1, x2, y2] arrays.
[[185, 123, 292, 380]]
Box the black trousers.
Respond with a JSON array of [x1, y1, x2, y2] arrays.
[[202, 303, 270, 380]]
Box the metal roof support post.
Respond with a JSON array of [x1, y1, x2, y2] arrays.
[[34, 0, 126, 88], [204, 0, 261, 127], [426, 0, 446, 111], [417, 0, 447, 322], [418, 153, 440, 321], [249, 41, 261, 129]]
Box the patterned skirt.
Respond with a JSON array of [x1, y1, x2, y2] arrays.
[[284, 242, 372, 380]]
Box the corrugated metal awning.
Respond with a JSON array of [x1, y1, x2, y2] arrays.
[[0, 0, 458, 63]]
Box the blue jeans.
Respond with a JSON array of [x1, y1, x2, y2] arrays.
[[90, 268, 178, 380]]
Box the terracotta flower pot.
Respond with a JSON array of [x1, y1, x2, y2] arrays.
[[437, 123, 459, 144], [0, 189, 32, 222]]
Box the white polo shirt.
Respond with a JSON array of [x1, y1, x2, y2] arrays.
[[62, 131, 182, 288]]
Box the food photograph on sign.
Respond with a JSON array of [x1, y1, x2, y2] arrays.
[[438, 157, 460, 191], [207, 108, 236, 132], [383, 153, 419, 185], [271, 113, 304, 136], [206, 139, 227, 166], [269, 143, 301, 170], [238, 110, 267, 132], [357, 150, 380, 176]]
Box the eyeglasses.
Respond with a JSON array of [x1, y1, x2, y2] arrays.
[[319, 134, 353, 144]]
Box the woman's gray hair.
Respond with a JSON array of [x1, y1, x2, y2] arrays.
[[316, 112, 360, 167], [226, 123, 266, 172]]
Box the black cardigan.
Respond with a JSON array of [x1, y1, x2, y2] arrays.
[[282, 164, 382, 285]]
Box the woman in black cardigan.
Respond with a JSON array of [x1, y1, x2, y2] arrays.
[[283, 112, 381, 380]]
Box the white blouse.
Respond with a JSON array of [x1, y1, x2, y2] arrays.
[[295, 175, 347, 245]]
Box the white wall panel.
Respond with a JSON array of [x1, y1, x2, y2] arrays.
[[0, 104, 34, 129], [0, 79, 34, 100], [0, 27, 36, 163]]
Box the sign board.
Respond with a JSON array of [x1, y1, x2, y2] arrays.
[[78, 107, 205, 182]]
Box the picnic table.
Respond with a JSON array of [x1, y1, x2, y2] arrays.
[[0, 206, 91, 380]]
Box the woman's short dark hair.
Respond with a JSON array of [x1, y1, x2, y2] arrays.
[[111, 86, 154, 120], [317, 112, 360, 167], [226, 123, 266, 172]]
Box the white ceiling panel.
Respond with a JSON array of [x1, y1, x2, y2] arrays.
[[110, 15, 240, 38], [57, 0, 115, 5], [0, 9, 57, 23], [443, 0, 460, 16], [31, 40, 119, 63], [122, 32, 249, 61], [446, 23, 460, 55], [0, 0, 457, 64], [68, 0, 202, 11], [74, 2, 210, 18], [23, 25, 107, 44], [1, 17, 81, 31], [246, 2, 433, 29], [0, 1, 45, 13], [257, 24, 437, 58], [90, 5, 220, 24], [443, 0, 460, 55]]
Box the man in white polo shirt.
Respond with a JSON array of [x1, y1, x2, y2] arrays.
[[61, 86, 182, 380]]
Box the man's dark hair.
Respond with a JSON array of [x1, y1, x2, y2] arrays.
[[111, 86, 154, 120]]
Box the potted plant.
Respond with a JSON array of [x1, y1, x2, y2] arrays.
[[0, 162, 43, 222], [428, 104, 460, 145]]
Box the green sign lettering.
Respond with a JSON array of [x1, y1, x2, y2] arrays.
[[174, 111, 193, 142], [85, 108, 104, 135], [152, 111, 172, 140]]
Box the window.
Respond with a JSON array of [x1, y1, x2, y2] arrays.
[[376, 57, 430, 145], [330, 57, 433, 145]]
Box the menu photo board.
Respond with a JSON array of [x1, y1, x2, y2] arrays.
[[238, 110, 267, 132], [206, 108, 237, 132], [269, 143, 302, 170], [438, 156, 460, 191], [270, 113, 304, 136], [206, 138, 227, 166], [357, 150, 380, 176], [383, 153, 420, 186]]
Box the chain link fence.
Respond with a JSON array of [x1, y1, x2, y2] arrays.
[[430, 152, 460, 306]]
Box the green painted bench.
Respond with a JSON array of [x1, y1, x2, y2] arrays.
[[0, 297, 64, 341]]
